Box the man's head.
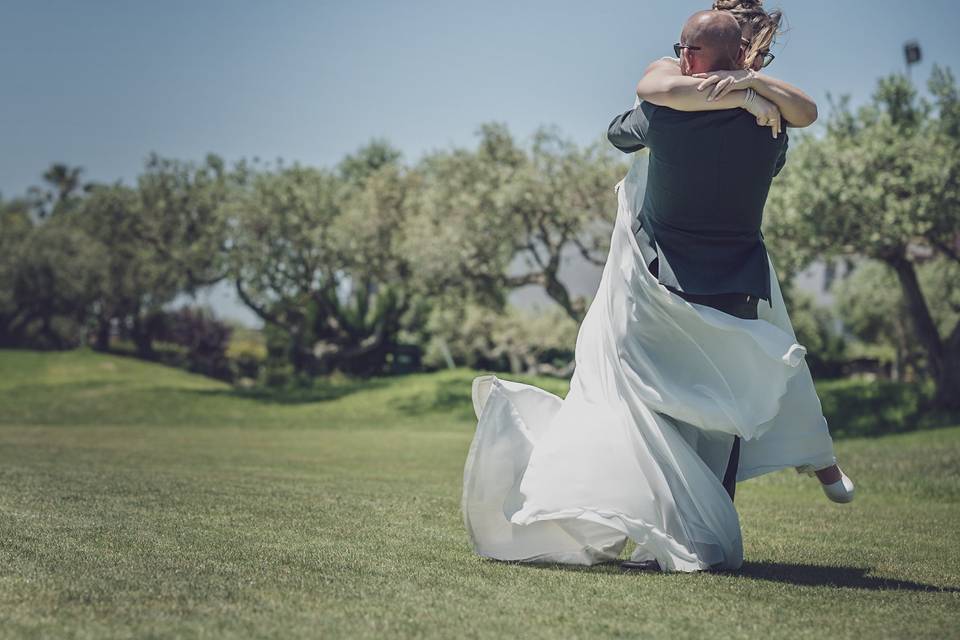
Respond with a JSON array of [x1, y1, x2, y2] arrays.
[[677, 10, 744, 76]]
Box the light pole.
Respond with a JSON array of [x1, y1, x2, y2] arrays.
[[904, 40, 922, 82]]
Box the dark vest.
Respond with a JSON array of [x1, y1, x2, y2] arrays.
[[627, 103, 788, 304]]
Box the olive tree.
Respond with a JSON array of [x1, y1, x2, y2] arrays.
[[227, 145, 424, 376], [409, 123, 627, 324], [765, 67, 960, 408]]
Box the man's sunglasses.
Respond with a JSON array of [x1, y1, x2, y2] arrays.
[[673, 41, 775, 68]]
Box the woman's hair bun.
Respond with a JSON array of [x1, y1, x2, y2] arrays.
[[712, 0, 763, 10]]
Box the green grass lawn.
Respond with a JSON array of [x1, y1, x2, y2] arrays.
[[0, 349, 958, 639]]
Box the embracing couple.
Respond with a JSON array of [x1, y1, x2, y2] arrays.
[[462, 0, 855, 572]]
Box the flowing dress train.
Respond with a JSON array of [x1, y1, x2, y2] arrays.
[[461, 146, 837, 572]]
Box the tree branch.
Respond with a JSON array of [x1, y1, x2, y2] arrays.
[[932, 238, 960, 264], [572, 236, 606, 267], [234, 279, 283, 327], [503, 272, 544, 288]]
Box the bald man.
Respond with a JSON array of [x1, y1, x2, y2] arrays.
[[606, 10, 790, 511], [677, 10, 744, 76]]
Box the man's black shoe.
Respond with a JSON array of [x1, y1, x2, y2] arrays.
[[619, 559, 661, 572]]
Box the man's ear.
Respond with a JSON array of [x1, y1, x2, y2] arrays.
[[735, 46, 747, 70]]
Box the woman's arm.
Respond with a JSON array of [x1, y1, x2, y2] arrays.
[[635, 59, 749, 111], [634, 58, 785, 137], [635, 59, 818, 127], [694, 69, 818, 127]]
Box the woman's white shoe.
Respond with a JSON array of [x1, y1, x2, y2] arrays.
[[821, 469, 855, 503]]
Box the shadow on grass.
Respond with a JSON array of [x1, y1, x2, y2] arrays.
[[733, 561, 960, 592], [503, 559, 959, 592], [490, 558, 624, 575]]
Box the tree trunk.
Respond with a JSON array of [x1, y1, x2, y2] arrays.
[[935, 354, 960, 410], [892, 316, 910, 382], [533, 358, 576, 378], [131, 316, 155, 360], [40, 314, 58, 348], [289, 333, 314, 377], [542, 268, 586, 324], [93, 317, 111, 352], [891, 342, 901, 382], [887, 255, 960, 409], [507, 351, 522, 375]]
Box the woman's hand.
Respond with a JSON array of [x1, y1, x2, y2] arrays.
[[742, 92, 782, 138], [697, 69, 819, 128], [636, 59, 759, 113], [693, 69, 756, 101]]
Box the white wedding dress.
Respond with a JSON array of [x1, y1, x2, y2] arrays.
[[461, 135, 838, 572]]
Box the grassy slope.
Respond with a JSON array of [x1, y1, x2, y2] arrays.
[[0, 349, 957, 639]]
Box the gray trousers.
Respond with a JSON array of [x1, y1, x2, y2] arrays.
[[647, 256, 760, 501]]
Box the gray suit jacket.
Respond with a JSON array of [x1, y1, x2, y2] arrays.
[[607, 101, 788, 304]]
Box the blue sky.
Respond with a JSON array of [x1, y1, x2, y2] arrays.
[[3, 0, 959, 198], [3, 1, 958, 325]]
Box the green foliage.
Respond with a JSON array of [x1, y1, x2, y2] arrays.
[[1, 156, 235, 356], [26, 163, 89, 218], [155, 307, 234, 381], [0, 197, 35, 343], [337, 138, 403, 183], [921, 256, 960, 337], [786, 290, 847, 379], [816, 377, 959, 438], [765, 66, 960, 407], [408, 123, 627, 321], [1, 180, 99, 348], [406, 124, 527, 309], [134, 153, 233, 292], [2, 124, 627, 381], [226, 148, 426, 377], [833, 259, 916, 378], [765, 69, 959, 270], [422, 298, 579, 375], [833, 257, 960, 379], [73, 182, 180, 355], [14, 75, 960, 394], [227, 326, 267, 381], [1, 209, 102, 348]]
